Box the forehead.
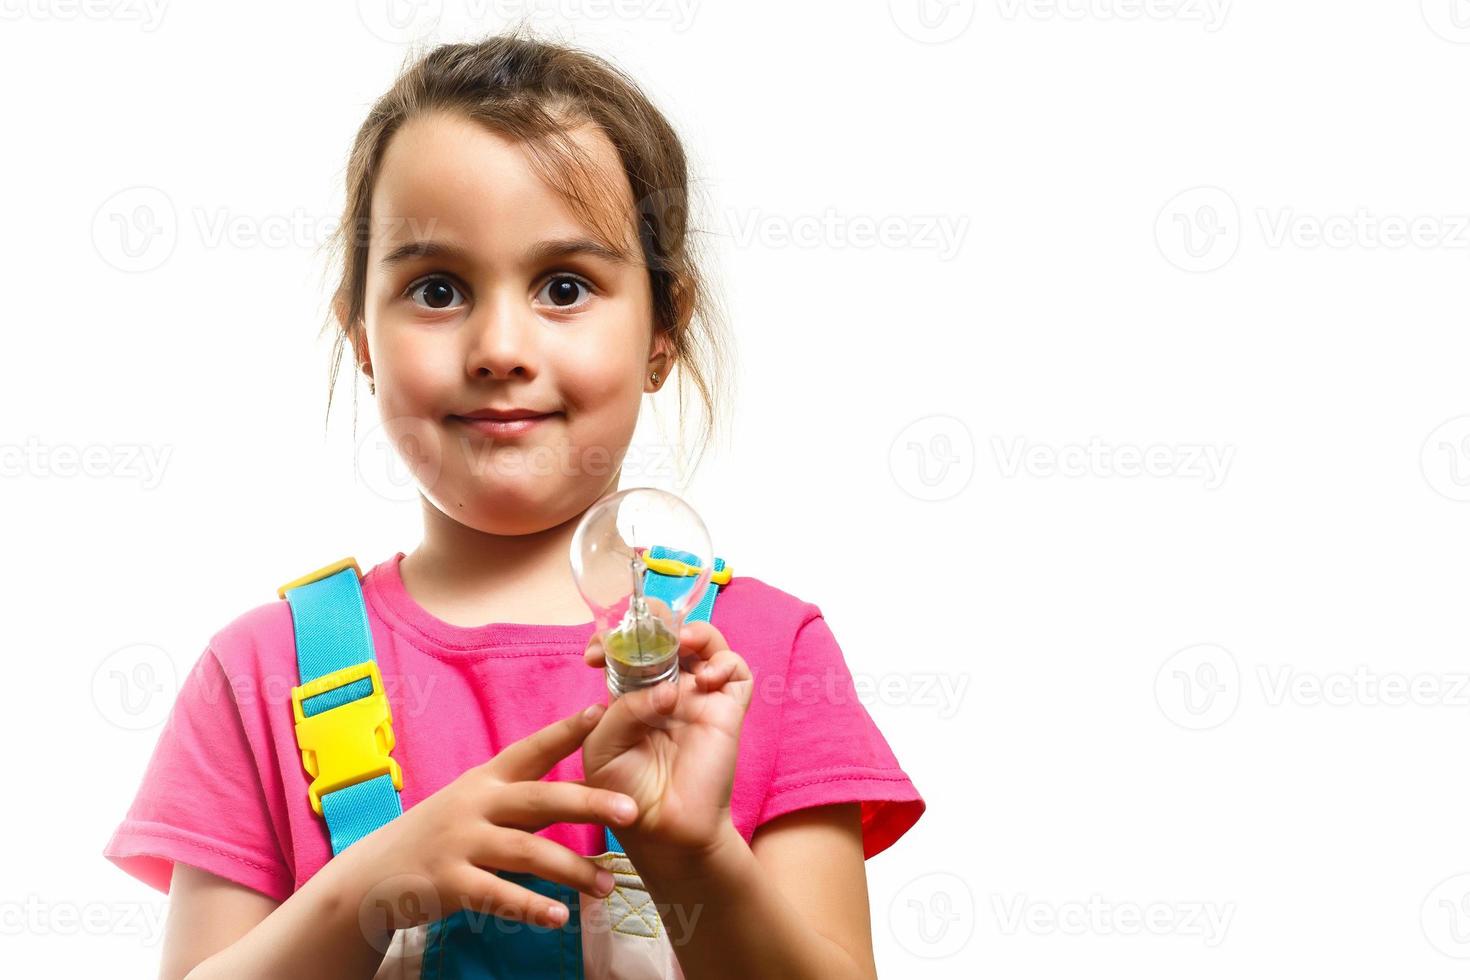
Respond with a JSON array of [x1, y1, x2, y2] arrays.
[[368, 110, 634, 258]]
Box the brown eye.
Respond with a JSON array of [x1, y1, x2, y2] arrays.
[[408, 277, 464, 310], [536, 275, 592, 310]]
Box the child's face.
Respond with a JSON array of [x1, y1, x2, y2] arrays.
[[360, 110, 665, 535]]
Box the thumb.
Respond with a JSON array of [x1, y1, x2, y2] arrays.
[[583, 680, 679, 774]]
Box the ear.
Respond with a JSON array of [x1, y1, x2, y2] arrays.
[[645, 276, 692, 392], [646, 337, 673, 393]]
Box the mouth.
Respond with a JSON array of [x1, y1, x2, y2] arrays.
[[449, 410, 561, 439]]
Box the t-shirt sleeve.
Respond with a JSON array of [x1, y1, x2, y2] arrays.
[[103, 646, 293, 902], [756, 610, 925, 858]]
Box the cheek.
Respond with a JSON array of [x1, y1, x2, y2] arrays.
[[370, 322, 453, 413], [558, 341, 643, 428]]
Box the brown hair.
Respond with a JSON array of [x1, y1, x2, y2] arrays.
[[323, 25, 730, 478]]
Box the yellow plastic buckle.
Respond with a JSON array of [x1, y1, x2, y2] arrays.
[[640, 554, 732, 586], [276, 557, 362, 600], [290, 661, 403, 816]]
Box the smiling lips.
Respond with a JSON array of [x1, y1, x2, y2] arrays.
[[451, 407, 559, 438]]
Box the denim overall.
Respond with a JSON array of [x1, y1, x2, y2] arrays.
[[277, 548, 729, 978]]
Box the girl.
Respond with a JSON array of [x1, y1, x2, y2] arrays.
[[104, 29, 924, 979]]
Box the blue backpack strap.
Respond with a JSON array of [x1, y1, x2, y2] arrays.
[[604, 549, 730, 856], [277, 558, 404, 855]]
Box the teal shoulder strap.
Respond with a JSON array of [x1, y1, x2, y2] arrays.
[[277, 549, 730, 861], [278, 558, 404, 856]]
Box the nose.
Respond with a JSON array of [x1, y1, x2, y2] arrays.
[[465, 289, 539, 381]]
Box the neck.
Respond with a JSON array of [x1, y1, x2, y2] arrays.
[[400, 492, 604, 628]]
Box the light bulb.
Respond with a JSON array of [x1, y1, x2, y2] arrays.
[[569, 487, 715, 697]]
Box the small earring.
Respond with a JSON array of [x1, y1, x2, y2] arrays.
[[651, 371, 660, 386]]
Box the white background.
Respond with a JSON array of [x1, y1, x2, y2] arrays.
[[4, 1, 1470, 977]]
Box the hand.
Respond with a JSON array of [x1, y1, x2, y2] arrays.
[[580, 621, 754, 859], [338, 703, 641, 942]]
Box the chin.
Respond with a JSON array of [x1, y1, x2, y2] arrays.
[[425, 474, 598, 536]]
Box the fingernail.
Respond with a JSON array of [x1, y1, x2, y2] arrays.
[[595, 870, 615, 896], [612, 796, 636, 823], [583, 703, 605, 722], [545, 903, 567, 925]]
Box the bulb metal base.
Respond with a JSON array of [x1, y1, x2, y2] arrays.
[[605, 655, 680, 698]]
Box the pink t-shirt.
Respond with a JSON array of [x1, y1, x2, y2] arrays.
[[104, 552, 925, 902]]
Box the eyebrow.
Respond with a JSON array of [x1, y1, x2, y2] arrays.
[[378, 236, 632, 269]]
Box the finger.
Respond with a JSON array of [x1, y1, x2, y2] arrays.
[[582, 679, 680, 774], [469, 826, 618, 899], [583, 634, 606, 668], [677, 620, 731, 664], [485, 704, 606, 782], [694, 649, 752, 693], [451, 864, 583, 929], [488, 780, 638, 832]]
